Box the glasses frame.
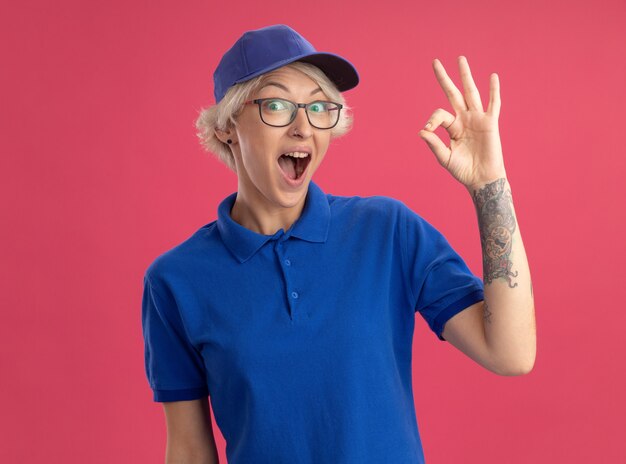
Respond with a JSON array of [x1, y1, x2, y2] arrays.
[[243, 97, 343, 130]]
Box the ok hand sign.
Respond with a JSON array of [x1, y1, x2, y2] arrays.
[[418, 56, 507, 191]]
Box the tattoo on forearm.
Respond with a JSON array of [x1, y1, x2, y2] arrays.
[[483, 301, 493, 324], [473, 178, 518, 288]]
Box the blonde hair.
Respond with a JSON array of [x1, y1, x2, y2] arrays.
[[195, 61, 354, 172]]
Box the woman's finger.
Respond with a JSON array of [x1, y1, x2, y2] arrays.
[[458, 56, 483, 112], [423, 107, 456, 136], [418, 128, 452, 169], [487, 72, 501, 117], [432, 59, 468, 113]]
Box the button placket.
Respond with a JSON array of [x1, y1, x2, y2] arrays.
[[274, 240, 298, 322]]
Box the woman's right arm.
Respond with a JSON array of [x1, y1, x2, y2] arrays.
[[162, 397, 219, 464]]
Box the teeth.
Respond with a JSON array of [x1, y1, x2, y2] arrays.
[[283, 152, 310, 158]]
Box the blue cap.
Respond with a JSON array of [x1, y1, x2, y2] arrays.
[[213, 24, 359, 103]]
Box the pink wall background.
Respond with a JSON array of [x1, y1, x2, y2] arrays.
[[2, 0, 625, 462]]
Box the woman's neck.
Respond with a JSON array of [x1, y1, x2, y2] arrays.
[[230, 190, 306, 236]]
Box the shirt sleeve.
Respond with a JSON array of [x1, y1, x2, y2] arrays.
[[399, 202, 484, 341], [142, 273, 209, 402]]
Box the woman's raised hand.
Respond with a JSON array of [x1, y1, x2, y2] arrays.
[[418, 56, 507, 191]]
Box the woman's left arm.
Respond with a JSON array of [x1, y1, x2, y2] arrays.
[[418, 56, 536, 376]]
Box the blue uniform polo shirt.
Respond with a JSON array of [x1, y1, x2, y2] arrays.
[[142, 180, 484, 464]]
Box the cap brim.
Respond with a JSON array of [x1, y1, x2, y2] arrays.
[[233, 52, 359, 93]]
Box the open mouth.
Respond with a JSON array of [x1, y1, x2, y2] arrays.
[[277, 152, 312, 181]]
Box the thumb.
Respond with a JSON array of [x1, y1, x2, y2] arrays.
[[418, 129, 451, 168]]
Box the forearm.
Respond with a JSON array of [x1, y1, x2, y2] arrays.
[[166, 450, 219, 464], [469, 177, 536, 375]]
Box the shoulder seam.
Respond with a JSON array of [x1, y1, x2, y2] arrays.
[[398, 202, 418, 307]]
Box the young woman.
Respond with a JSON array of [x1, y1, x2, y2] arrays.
[[142, 24, 536, 464]]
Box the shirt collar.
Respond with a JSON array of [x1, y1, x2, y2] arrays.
[[217, 180, 330, 263]]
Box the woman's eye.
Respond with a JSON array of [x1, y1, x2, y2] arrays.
[[265, 100, 288, 111], [309, 102, 327, 113]]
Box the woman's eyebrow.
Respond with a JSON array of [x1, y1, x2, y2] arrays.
[[260, 81, 323, 95]]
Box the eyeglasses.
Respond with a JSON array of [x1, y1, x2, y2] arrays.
[[243, 98, 343, 129]]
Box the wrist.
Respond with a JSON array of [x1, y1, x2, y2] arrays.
[[466, 175, 510, 195]]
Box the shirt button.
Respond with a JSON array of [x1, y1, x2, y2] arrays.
[[284, 259, 291, 266], [291, 291, 299, 299]]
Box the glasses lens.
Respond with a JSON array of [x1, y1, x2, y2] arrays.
[[258, 99, 340, 128], [307, 101, 340, 129], [259, 99, 296, 127]]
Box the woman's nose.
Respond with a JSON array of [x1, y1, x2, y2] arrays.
[[290, 107, 312, 137]]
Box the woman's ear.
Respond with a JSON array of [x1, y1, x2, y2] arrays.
[[214, 128, 235, 145]]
